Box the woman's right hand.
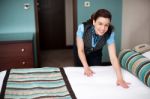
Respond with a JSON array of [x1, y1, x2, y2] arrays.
[[84, 66, 94, 77]]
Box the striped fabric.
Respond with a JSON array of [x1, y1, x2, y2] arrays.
[[1, 67, 76, 99], [119, 49, 150, 87]]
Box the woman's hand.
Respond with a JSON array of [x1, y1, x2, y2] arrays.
[[116, 79, 130, 88], [84, 66, 94, 77]]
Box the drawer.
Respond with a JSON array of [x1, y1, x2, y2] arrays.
[[0, 58, 33, 69], [0, 42, 33, 58], [0, 41, 34, 71]]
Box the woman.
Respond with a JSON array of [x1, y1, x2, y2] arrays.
[[74, 9, 130, 88]]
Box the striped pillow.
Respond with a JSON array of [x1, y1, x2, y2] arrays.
[[119, 49, 150, 87]]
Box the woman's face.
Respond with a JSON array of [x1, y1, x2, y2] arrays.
[[93, 17, 110, 36]]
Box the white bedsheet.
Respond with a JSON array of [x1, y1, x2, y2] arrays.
[[0, 70, 6, 93], [64, 66, 150, 99]]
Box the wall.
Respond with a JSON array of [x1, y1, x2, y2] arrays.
[[122, 0, 150, 49], [77, 0, 122, 61], [0, 0, 37, 65], [0, 0, 35, 35]]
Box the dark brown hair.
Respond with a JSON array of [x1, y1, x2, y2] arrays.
[[87, 9, 112, 23], [86, 9, 114, 35], [94, 9, 112, 21]]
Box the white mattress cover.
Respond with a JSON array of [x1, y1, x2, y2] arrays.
[[64, 66, 150, 99], [0, 70, 6, 93]]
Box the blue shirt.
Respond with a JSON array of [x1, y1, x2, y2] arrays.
[[76, 24, 115, 47]]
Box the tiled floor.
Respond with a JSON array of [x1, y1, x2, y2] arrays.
[[40, 49, 74, 67]]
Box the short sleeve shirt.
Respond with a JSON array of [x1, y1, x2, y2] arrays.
[[77, 24, 115, 47]]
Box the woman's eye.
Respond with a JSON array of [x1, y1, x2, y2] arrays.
[[105, 25, 109, 27], [99, 23, 103, 25]]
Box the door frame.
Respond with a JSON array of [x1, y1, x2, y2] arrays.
[[73, 0, 77, 44], [34, 0, 40, 67]]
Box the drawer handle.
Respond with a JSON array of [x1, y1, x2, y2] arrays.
[[21, 48, 25, 52], [22, 61, 26, 65]]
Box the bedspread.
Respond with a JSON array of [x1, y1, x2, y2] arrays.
[[0, 67, 76, 99]]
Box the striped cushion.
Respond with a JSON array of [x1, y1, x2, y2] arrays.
[[119, 49, 150, 87]]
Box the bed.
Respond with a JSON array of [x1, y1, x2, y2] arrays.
[[1, 66, 150, 99], [0, 45, 150, 99]]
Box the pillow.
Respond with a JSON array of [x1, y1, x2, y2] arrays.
[[142, 51, 150, 59], [133, 43, 150, 53], [119, 49, 150, 87]]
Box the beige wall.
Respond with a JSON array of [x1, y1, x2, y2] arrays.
[[122, 0, 150, 49], [65, 0, 73, 46]]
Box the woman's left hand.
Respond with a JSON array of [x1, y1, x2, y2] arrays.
[[116, 80, 130, 88]]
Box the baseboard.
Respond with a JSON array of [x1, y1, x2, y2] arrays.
[[65, 45, 73, 49]]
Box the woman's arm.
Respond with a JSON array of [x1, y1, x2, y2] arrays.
[[76, 37, 94, 76], [108, 43, 130, 88]]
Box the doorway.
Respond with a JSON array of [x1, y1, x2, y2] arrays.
[[38, 0, 66, 50], [37, 0, 77, 67]]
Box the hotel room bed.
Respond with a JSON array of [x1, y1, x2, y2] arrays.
[[0, 66, 150, 99], [0, 45, 150, 99]]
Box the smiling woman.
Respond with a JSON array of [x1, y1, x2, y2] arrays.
[[74, 9, 114, 67], [73, 9, 130, 88]]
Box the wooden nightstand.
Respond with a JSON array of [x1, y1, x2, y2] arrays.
[[0, 40, 34, 71]]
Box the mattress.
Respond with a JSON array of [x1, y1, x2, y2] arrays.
[[0, 66, 150, 99], [0, 71, 6, 93], [64, 66, 150, 99]]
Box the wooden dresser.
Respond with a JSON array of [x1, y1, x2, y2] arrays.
[[0, 40, 34, 71]]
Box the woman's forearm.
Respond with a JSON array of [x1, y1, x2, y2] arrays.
[[78, 50, 89, 68], [110, 57, 123, 80], [108, 43, 123, 81]]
